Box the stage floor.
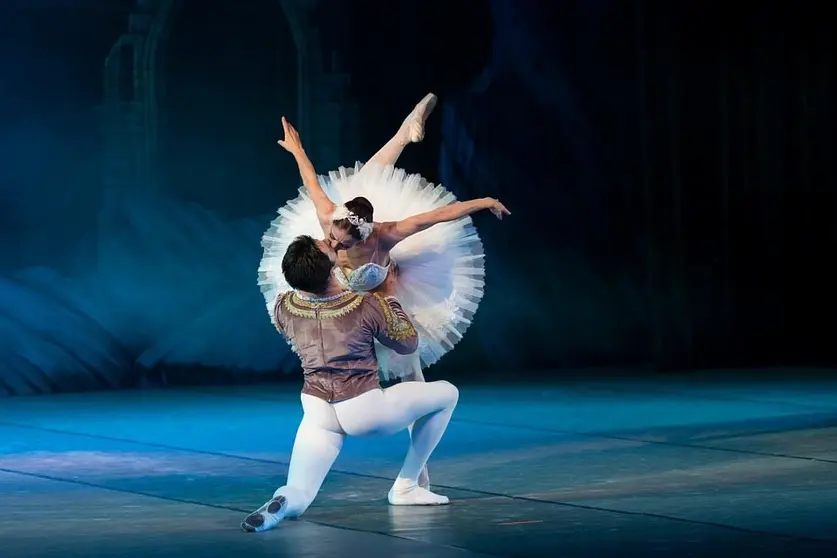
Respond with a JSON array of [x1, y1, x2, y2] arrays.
[[2, 370, 837, 557]]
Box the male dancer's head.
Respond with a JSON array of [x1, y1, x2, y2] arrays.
[[281, 235, 340, 297]]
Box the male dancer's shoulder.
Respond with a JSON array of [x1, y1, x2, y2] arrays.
[[272, 292, 292, 333], [280, 291, 365, 320], [365, 293, 417, 342]]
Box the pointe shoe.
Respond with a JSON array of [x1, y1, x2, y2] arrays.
[[397, 93, 438, 144], [388, 479, 449, 506], [241, 495, 287, 533]]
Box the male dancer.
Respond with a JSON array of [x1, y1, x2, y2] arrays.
[[242, 235, 459, 533]]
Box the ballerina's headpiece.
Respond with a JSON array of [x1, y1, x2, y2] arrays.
[[332, 204, 374, 240]]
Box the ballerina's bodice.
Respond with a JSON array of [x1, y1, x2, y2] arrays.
[[333, 231, 391, 292], [334, 261, 390, 292]]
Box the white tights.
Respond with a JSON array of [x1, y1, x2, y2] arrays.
[[274, 380, 459, 517]]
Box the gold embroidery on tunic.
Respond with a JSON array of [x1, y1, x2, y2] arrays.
[[372, 293, 417, 341], [283, 292, 364, 320]]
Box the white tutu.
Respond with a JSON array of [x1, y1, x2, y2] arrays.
[[258, 162, 486, 380]]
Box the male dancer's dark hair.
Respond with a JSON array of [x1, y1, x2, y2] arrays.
[[281, 235, 333, 294]]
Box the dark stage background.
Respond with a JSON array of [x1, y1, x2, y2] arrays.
[[0, 0, 835, 396]]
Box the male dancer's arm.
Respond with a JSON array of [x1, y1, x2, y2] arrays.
[[363, 293, 419, 356], [272, 293, 298, 351]]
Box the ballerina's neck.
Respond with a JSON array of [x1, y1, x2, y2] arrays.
[[339, 233, 388, 270]]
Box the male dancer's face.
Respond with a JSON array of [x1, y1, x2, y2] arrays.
[[314, 238, 338, 265]]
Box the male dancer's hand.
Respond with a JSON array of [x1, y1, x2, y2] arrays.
[[277, 116, 304, 155]]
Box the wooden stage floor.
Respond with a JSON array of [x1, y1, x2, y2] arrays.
[[2, 370, 837, 556]]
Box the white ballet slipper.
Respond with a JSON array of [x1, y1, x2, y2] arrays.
[[388, 478, 449, 506]]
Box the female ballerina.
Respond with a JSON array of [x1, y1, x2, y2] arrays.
[[259, 93, 508, 381], [258, 96, 508, 488]]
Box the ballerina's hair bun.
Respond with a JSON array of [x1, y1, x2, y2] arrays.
[[333, 197, 374, 240], [344, 197, 373, 222]]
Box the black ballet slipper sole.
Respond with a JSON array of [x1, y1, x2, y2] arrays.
[[240, 496, 287, 533]]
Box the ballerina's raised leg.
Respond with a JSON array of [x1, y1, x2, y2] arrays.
[[360, 93, 438, 171], [361, 93, 439, 490]]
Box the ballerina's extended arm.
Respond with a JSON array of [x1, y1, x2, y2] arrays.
[[381, 197, 510, 246], [277, 116, 335, 224]]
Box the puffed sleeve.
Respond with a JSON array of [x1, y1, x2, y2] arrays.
[[272, 293, 289, 336], [362, 293, 419, 355]]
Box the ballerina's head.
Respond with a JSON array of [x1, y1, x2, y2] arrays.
[[328, 196, 374, 251]]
